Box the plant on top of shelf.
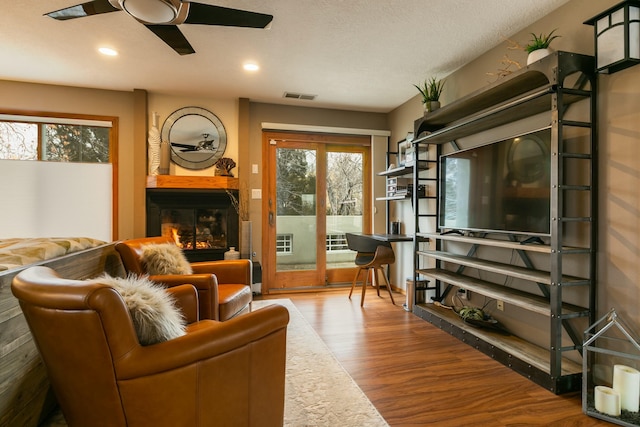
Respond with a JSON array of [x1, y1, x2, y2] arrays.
[[525, 28, 560, 65], [413, 77, 445, 113]]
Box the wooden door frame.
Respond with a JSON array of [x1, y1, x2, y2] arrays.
[[262, 131, 371, 291]]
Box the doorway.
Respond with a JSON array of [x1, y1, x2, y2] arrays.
[[262, 131, 371, 290]]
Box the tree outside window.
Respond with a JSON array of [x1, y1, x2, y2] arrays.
[[0, 120, 110, 162]]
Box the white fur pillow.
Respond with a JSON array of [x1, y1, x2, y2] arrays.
[[140, 243, 193, 275], [95, 274, 186, 345]]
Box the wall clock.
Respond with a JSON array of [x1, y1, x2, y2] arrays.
[[161, 106, 227, 170]]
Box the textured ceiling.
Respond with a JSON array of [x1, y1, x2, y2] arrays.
[[1, 0, 570, 113]]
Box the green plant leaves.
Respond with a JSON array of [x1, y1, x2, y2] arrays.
[[525, 28, 560, 53]]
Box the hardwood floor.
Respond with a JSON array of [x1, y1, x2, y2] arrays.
[[260, 289, 609, 426]]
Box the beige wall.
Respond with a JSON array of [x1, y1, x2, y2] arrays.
[[388, 0, 640, 337]]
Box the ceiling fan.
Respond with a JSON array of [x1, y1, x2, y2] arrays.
[[45, 0, 273, 55]]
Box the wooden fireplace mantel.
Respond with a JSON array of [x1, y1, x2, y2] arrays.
[[146, 175, 239, 190]]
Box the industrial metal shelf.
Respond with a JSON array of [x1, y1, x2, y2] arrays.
[[416, 268, 588, 317], [413, 303, 583, 394], [409, 50, 597, 394]]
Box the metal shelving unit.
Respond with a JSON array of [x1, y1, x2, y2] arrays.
[[376, 144, 433, 226], [409, 51, 597, 394], [377, 138, 438, 311]]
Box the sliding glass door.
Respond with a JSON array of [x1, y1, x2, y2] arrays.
[[263, 131, 371, 290]]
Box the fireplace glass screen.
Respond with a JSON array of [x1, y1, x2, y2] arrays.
[[146, 188, 239, 262], [161, 208, 228, 250]]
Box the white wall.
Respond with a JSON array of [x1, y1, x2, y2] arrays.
[[276, 215, 363, 265]]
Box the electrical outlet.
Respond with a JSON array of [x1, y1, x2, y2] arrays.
[[457, 288, 469, 300], [496, 300, 504, 311]]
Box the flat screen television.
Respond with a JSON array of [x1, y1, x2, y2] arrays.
[[438, 127, 551, 236]]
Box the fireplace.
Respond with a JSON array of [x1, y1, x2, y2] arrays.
[[146, 187, 239, 262]]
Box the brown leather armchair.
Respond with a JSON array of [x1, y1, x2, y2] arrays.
[[116, 237, 252, 321], [12, 266, 289, 427]]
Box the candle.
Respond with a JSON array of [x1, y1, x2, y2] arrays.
[[594, 386, 621, 416], [613, 364, 640, 412]]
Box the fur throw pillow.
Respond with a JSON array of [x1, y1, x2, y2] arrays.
[[140, 243, 193, 275], [94, 274, 186, 346]]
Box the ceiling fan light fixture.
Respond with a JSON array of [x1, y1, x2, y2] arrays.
[[119, 0, 178, 24]]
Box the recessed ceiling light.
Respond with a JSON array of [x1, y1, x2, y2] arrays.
[[98, 47, 118, 56], [243, 63, 259, 71]]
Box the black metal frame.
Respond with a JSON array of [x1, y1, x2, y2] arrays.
[[409, 51, 597, 394]]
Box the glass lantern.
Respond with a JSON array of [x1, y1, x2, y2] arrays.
[[583, 309, 640, 426]]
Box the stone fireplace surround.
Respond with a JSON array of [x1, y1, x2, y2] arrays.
[[146, 176, 239, 262]]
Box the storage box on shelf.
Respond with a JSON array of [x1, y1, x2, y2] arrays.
[[377, 164, 412, 202], [410, 51, 597, 394], [376, 138, 432, 202], [386, 177, 411, 198]]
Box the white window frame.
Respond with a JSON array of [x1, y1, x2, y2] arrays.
[[276, 234, 293, 254]]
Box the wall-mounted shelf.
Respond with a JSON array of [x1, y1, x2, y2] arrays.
[[418, 232, 591, 255], [416, 269, 587, 317], [417, 250, 586, 285], [377, 161, 431, 177], [413, 52, 595, 142], [417, 303, 583, 392], [146, 175, 239, 189], [376, 194, 411, 201]]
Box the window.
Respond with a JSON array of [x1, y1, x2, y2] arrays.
[[0, 110, 118, 240], [0, 114, 111, 162], [276, 234, 293, 253], [326, 233, 348, 251]]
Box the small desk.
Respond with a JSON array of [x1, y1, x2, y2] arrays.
[[366, 233, 413, 243], [359, 233, 415, 311]]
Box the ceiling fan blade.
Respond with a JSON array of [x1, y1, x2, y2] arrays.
[[171, 142, 203, 152], [45, 0, 120, 20], [146, 25, 195, 55], [184, 3, 273, 28]]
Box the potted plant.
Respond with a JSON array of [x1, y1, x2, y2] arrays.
[[414, 77, 445, 113], [525, 29, 560, 65]]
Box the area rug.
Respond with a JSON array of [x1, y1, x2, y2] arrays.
[[255, 298, 389, 427], [42, 299, 387, 426]]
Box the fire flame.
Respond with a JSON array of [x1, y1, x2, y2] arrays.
[[170, 228, 184, 248], [168, 226, 213, 249]]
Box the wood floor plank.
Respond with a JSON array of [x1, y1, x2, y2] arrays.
[[260, 289, 609, 426]]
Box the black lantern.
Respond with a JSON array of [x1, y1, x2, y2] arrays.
[[584, 0, 640, 74]]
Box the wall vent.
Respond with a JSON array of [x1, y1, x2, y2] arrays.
[[283, 92, 316, 101]]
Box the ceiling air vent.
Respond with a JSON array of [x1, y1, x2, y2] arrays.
[[283, 92, 316, 101]]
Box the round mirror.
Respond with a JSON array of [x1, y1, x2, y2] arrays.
[[161, 106, 227, 170]]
